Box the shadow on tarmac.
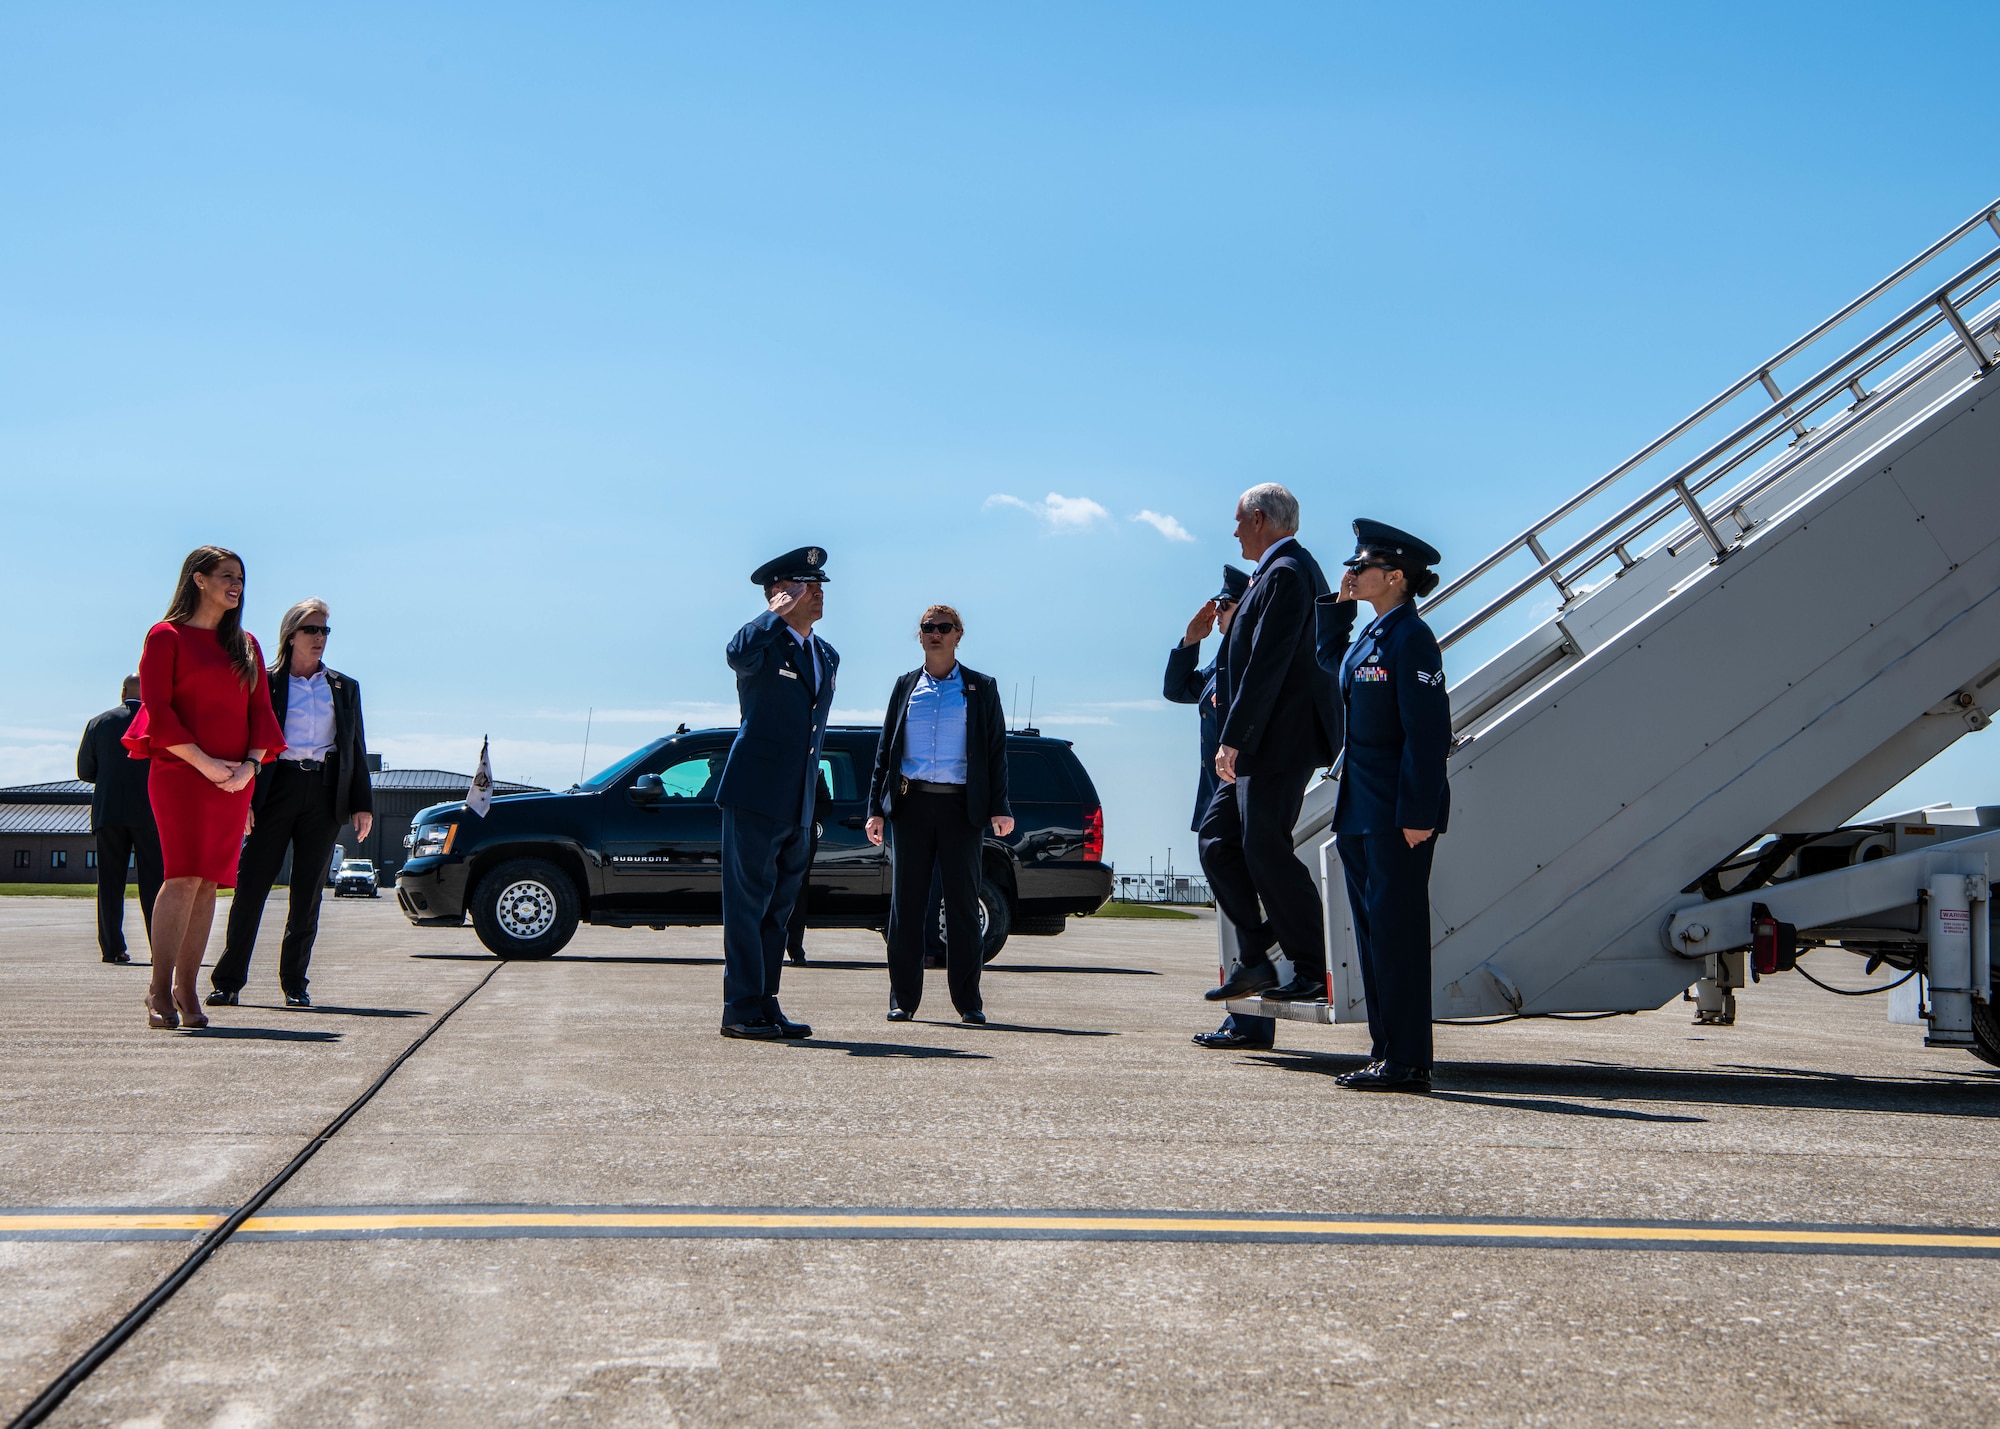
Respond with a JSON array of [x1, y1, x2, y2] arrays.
[[276, 1005, 427, 1018], [958, 1021, 1118, 1037], [1252, 1051, 2000, 1118], [177, 1026, 343, 1043], [407, 953, 1157, 976], [782, 1039, 991, 1059]]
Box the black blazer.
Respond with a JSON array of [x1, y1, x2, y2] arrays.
[[1163, 642, 1221, 833], [867, 664, 1011, 826], [256, 665, 375, 825], [77, 700, 156, 830], [1215, 537, 1342, 775]]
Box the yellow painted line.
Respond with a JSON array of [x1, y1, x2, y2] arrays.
[[226, 1211, 2000, 1250], [4, 1210, 1998, 1253], [0, 1213, 221, 1232]]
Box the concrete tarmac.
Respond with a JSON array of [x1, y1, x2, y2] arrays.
[[3, 894, 1997, 1426]]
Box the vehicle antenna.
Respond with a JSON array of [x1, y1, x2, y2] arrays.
[[578, 707, 593, 782], [1026, 677, 1036, 730], [1011, 682, 1019, 731]]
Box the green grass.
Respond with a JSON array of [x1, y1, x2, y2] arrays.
[[1085, 899, 1200, 920]]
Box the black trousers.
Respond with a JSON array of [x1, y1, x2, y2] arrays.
[[886, 790, 982, 1016], [785, 821, 821, 956], [214, 763, 342, 996], [94, 822, 164, 959], [1198, 765, 1324, 980], [720, 804, 810, 1027], [1338, 831, 1438, 1069]]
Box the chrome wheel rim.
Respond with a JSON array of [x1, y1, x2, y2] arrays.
[[496, 880, 558, 940]]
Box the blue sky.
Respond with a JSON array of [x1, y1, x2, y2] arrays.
[[4, 2, 1998, 869]]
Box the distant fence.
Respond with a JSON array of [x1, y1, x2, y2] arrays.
[[1113, 874, 1213, 906]]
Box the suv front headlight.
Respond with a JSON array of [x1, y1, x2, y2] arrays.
[[409, 823, 459, 856]]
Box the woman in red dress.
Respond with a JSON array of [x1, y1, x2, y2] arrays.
[[125, 547, 286, 1029]]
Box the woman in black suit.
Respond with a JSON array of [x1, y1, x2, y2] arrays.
[[866, 604, 1013, 1023]]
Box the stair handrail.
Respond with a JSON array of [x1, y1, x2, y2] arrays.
[[1423, 198, 2000, 653]]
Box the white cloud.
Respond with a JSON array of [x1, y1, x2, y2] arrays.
[[1132, 509, 1195, 543], [984, 492, 1113, 534]]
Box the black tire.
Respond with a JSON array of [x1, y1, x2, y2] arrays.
[[926, 875, 1014, 962], [976, 877, 1011, 963], [470, 857, 580, 959], [1012, 914, 1067, 937], [1972, 995, 2000, 1069]]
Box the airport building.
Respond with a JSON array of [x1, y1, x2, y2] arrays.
[[0, 765, 545, 887]]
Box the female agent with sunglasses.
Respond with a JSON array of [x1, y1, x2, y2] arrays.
[[866, 605, 1014, 1023], [1315, 519, 1452, 1093], [208, 598, 376, 1009]]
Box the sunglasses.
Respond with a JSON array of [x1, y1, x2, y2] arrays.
[[1344, 561, 1396, 575], [919, 622, 958, 635], [295, 624, 332, 636]]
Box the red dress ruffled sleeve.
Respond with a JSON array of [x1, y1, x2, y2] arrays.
[[123, 622, 197, 759]]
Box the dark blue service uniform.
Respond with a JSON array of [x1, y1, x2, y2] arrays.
[[717, 610, 838, 1029], [1164, 640, 1274, 1045], [1316, 595, 1451, 1070]]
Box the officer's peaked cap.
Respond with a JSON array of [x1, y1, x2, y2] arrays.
[[1346, 519, 1441, 572], [750, 546, 831, 585], [1213, 565, 1251, 603]]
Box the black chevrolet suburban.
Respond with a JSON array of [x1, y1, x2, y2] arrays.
[[395, 726, 1112, 961]]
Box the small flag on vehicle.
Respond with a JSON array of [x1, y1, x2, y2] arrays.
[[467, 736, 494, 817]]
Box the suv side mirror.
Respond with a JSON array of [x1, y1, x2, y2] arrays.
[[631, 773, 665, 806]]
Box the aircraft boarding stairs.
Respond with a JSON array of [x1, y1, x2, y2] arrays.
[[1222, 198, 2000, 1063]]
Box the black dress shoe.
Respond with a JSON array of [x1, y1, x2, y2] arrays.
[[720, 1020, 783, 1040], [886, 1008, 913, 1022], [1203, 961, 1279, 1002], [1334, 1060, 1382, 1086], [960, 1010, 987, 1025], [205, 989, 239, 1007], [777, 1017, 813, 1039], [923, 954, 945, 970], [1343, 1061, 1431, 1093], [284, 991, 311, 1008], [1192, 1029, 1273, 1050], [787, 949, 806, 965], [102, 951, 132, 964], [1266, 976, 1327, 1003]]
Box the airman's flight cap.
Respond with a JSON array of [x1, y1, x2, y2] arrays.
[[1213, 565, 1251, 604], [751, 546, 831, 585], [1345, 519, 1441, 572]]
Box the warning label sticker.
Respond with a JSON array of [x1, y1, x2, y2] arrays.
[[1939, 908, 1971, 936]]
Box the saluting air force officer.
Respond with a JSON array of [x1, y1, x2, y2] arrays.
[[1315, 519, 1451, 1093], [1166, 565, 1275, 1051], [716, 547, 839, 1041]]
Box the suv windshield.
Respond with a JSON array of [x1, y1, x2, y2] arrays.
[[575, 739, 670, 793], [341, 861, 372, 873]]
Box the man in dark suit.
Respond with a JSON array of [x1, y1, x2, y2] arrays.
[[866, 604, 1013, 1023], [1168, 566, 1276, 1049], [209, 601, 374, 1008], [1201, 483, 1343, 1004], [76, 676, 164, 964], [717, 547, 838, 1040]]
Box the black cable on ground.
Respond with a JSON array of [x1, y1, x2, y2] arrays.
[[7, 963, 502, 1429], [1794, 963, 1917, 997], [1435, 1010, 1634, 1026]]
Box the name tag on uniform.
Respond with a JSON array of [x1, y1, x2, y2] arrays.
[[1355, 667, 1390, 683], [779, 667, 799, 679]]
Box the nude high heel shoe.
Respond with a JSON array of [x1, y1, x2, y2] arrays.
[[146, 991, 180, 1030]]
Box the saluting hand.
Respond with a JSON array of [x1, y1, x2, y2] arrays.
[[1336, 570, 1361, 603], [1182, 600, 1219, 646], [767, 580, 805, 617]]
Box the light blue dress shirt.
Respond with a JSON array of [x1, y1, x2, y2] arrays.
[[900, 666, 969, 783]]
